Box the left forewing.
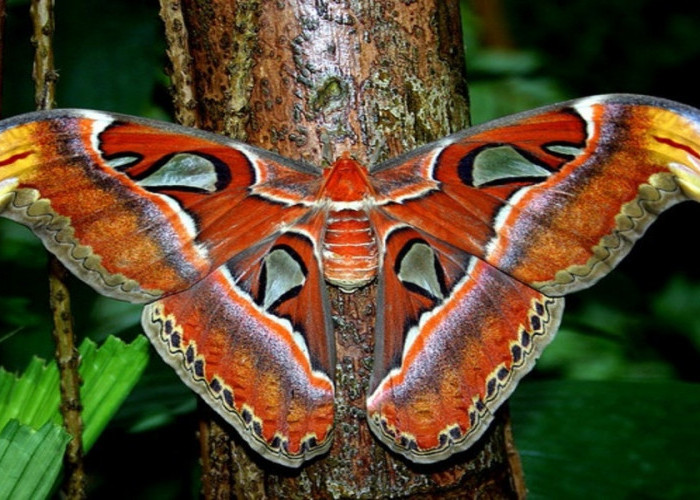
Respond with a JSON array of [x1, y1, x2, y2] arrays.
[[0, 109, 321, 302]]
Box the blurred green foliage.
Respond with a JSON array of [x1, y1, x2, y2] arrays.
[[511, 380, 700, 499], [0, 0, 698, 497]]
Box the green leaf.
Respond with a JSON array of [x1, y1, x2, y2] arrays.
[[0, 335, 150, 451], [0, 420, 71, 500], [79, 335, 149, 449], [0, 356, 60, 431], [512, 380, 700, 499]]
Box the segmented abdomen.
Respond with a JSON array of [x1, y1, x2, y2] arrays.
[[322, 209, 378, 291]]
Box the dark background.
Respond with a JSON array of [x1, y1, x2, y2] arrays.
[[1, 0, 698, 497]]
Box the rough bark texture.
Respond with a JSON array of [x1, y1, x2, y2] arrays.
[[161, 0, 524, 497]]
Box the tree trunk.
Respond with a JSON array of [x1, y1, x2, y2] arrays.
[[160, 0, 525, 497]]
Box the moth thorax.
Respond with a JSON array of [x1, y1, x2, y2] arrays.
[[322, 209, 378, 292]]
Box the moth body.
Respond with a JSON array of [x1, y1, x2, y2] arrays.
[[319, 156, 379, 291]]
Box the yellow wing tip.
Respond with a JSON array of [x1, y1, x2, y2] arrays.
[[0, 178, 19, 210]]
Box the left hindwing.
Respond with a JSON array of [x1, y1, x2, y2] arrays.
[[142, 228, 335, 466]]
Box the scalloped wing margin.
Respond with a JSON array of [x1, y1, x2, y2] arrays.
[[141, 230, 335, 468], [366, 221, 564, 462]]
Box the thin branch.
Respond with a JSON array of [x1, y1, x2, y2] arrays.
[[30, 0, 86, 497], [48, 257, 85, 499], [30, 0, 56, 108]]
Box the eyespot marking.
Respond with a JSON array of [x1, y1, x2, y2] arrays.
[[395, 240, 446, 301]]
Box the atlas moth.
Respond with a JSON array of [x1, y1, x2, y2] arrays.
[[1, 94, 699, 467]]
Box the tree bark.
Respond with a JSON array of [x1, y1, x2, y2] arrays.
[[161, 0, 524, 497]]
